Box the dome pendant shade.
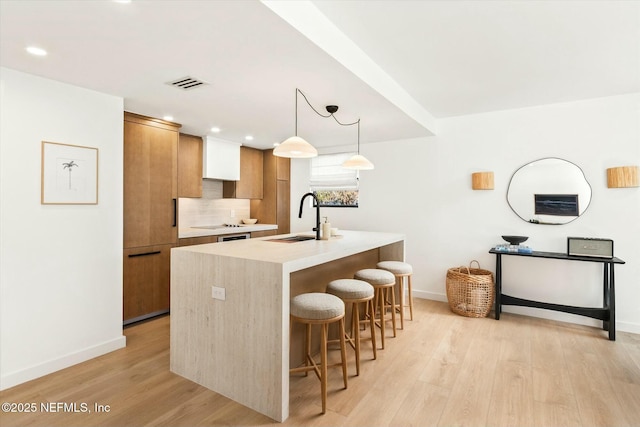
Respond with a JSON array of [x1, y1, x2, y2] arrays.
[[342, 118, 374, 170], [273, 136, 318, 158], [342, 154, 374, 170], [274, 88, 318, 159]]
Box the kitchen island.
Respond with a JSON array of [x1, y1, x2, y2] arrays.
[[170, 230, 405, 422]]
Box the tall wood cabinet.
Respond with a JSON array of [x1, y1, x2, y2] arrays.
[[223, 146, 263, 199], [178, 133, 203, 198], [250, 149, 290, 235], [123, 112, 180, 325]]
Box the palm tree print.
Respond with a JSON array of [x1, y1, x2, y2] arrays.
[[62, 160, 79, 190]]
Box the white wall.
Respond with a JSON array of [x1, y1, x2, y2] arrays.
[[0, 68, 126, 390], [291, 93, 640, 334]]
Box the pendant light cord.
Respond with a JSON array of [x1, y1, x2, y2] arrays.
[[294, 88, 298, 136], [296, 88, 361, 152]]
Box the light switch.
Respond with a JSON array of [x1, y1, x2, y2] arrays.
[[212, 286, 226, 301]]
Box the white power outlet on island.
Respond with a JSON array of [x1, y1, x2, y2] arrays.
[[212, 286, 226, 301]]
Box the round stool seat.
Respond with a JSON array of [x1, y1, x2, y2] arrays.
[[377, 261, 413, 275], [327, 279, 374, 300], [354, 269, 395, 285], [291, 293, 345, 320]]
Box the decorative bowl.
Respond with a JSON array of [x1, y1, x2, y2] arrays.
[[242, 218, 258, 225], [502, 235, 528, 245]]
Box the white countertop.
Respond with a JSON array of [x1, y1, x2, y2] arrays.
[[179, 223, 277, 238], [173, 230, 405, 272]]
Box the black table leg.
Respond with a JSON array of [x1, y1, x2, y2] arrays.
[[609, 264, 616, 341], [495, 254, 502, 320], [603, 263, 609, 331]]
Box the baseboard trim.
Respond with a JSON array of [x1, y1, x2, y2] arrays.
[[413, 293, 640, 336], [1, 335, 126, 391], [413, 289, 447, 302]]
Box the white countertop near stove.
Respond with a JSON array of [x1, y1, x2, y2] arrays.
[[178, 223, 277, 238]]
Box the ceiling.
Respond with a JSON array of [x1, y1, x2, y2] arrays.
[[1, 0, 638, 151]]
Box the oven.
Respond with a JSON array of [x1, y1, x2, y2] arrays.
[[217, 233, 251, 242]]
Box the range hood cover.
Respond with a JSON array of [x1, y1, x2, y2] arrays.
[[202, 136, 241, 181]]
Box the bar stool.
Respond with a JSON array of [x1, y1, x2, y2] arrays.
[[377, 261, 414, 329], [326, 279, 377, 376], [290, 292, 348, 414], [353, 268, 397, 349]]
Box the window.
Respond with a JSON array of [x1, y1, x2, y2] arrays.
[[310, 153, 358, 207]]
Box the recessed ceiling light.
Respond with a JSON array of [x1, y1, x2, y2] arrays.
[[245, 135, 254, 141], [273, 143, 280, 147], [163, 115, 173, 121], [26, 46, 47, 56], [210, 127, 221, 133], [113, 0, 132, 4]]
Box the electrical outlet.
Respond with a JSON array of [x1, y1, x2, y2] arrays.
[[212, 286, 226, 301], [230, 209, 235, 217]]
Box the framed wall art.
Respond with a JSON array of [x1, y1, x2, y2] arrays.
[[41, 141, 98, 205]]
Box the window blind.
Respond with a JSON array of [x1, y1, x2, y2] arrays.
[[309, 153, 358, 190]]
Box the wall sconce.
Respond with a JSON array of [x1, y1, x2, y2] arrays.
[[607, 166, 639, 188], [472, 172, 494, 190]]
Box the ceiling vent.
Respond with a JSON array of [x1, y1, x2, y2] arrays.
[[166, 76, 208, 90]]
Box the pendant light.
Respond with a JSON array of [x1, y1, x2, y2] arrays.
[[273, 89, 318, 158], [275, 88, 373, 169], [342, 119, 374, 170]]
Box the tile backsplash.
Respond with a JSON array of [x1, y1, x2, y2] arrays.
[[179, 179, 250, 228]]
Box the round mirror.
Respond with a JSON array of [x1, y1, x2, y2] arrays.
[[507, 157, 592, 225]]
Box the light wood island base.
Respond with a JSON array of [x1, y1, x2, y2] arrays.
[[170, 230, 404, 422]]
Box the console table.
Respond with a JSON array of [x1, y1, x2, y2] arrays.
[[489, 249, 625, 340]]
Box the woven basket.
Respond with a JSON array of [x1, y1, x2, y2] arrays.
[[446, 260, 495, 318]]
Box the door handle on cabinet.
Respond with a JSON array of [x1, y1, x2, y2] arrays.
[[128, 251, 161, 258], [173, 198, 177, 227]]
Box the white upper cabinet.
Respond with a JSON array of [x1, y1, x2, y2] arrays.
[[202, 136, 241, 181]]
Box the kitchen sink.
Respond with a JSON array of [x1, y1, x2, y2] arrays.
[[267, 235, 316, 243]]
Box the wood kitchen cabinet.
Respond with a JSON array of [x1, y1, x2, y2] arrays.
[[123, 112, 180, 324], [251, 149, 290, 234], [124, 113, 179, 248], [223, 146, 263, 199], [123, 244, 172, 322], [178, 133, 203, 198], [178, 235, 219, 246]]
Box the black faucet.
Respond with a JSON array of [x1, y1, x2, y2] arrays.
[[298, 192, 321, 240]]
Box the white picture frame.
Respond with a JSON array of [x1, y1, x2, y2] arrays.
[[41, 141, 98, 205]]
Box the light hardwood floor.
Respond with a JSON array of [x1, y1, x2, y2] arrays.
[[2, 299, 639, 426]]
